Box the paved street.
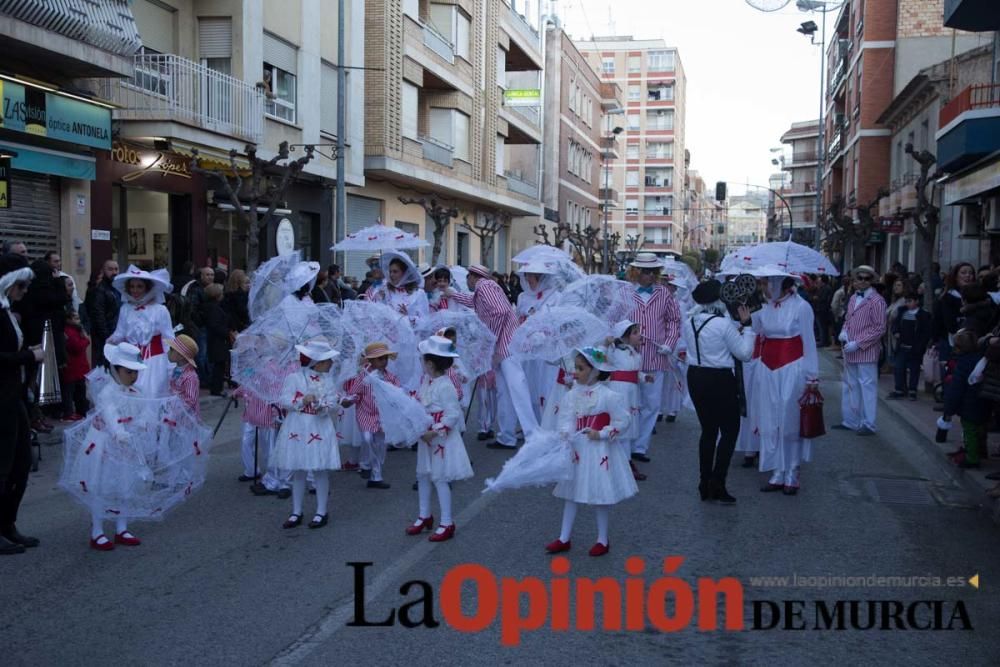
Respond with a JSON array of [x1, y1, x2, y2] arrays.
[[3, 351, 1000, 666]]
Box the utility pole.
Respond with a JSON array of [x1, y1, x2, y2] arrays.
[[335, 0, 347, 262]]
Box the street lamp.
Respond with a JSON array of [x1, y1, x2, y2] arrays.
[[602, 114, 625, 274]]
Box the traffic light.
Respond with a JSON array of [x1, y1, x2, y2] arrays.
[[715, 181, 727, 201]]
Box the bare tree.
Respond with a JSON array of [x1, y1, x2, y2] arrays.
[[461, 210, 509, 266], [820, 189, 888, 268], [190, 141, 315, 270], [398, 196, 458, 266], [905, 143, 941, 293]]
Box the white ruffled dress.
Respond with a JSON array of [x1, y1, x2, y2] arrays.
[[606, 345, 642, 442], [516, 288, 560, 419], [110, 301, 175, 397], [271, 369, 342, 471], [552, 383, 637, 505], [416, 375, 474, 482]]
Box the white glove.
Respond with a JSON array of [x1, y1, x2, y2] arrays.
[[936, 416, 953, 431], [843, 341, 859, 353], [838, 331, 849, 344], [657, 344, 673, 356]]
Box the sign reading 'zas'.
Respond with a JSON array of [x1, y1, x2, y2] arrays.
[[0, 79, 112, 150]]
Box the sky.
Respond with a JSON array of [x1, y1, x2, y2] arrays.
[[556, 0, 835, 197]]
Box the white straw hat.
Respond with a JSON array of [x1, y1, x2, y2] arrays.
[[294, 338, 340, 362], [104, 342, 147, 371], [630, 252, 662, 269], [418, 335, 460, 358]]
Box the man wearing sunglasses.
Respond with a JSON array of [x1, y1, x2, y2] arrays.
[[835, 265, 887, 436]]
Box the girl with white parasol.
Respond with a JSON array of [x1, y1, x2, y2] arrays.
[[365, 251, 430, 329], [514, 259, 565, 421], [108, 265, 176, 396]]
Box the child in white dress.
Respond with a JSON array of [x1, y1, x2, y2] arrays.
[[605, 320, 646, 481], [271, 338, 342, 529], [407, 336, 474, 542], [546, 347, 637, 557]]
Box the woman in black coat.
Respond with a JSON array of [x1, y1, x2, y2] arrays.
[[0, 257, 44, 554], [201, 283, 231, 396]]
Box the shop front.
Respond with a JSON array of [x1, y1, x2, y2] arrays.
[[92, 141, 207, 281]]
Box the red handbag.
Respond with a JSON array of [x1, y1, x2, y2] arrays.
[[799, 385, 826, 439]]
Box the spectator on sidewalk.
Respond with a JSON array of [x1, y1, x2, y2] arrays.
[[200, 283, 230, 396], [222, 269, 251, 334], [84, 259, 120, 367], [933, 262, 976, 380], [888, 291, 931, 401], [959, 283, 997, 339], [830, 275, 851, 346], [60, 308, 91, 421], [939, 329, 987, 469]]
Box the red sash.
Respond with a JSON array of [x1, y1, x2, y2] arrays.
[[760, 336, 803, 371], [608, 371, 639, 383], [576, 413, 611, 431], [141, 335, 164, 358]]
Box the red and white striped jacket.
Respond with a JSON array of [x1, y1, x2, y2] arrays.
[[843, 289, 887, 364], [169, 366, 200, 418], [235, 386, 278, 427], [629, 284, 681, 371], [343, 366, 402, 433], [449, 280, 517, 363]]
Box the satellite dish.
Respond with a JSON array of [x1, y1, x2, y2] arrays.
[[745, 0, 792, 10]]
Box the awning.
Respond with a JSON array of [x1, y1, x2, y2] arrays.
[[0, 140, 96, 180], [942, 155, 1000, 205], [171, 140, 252, 176]]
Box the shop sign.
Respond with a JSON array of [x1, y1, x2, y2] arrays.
[[276, 218, 295, 256], [866, 230, 885, 245], [503, 89, 540, 107], [91, 229, 111, 241], [0, 79, 111, 150], [880, 218, 904, 234], [112, 141, 192, 181], [0, 157, 9, 209]]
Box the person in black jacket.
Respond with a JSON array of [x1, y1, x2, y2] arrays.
[[84, 259, 121, 367], [0, 258, 45, 555], [201, 283, 230, 396], [940, 330, 988, 468], [888, 291, 932, 400]]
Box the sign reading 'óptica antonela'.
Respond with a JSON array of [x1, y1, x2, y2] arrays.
[[0, 80, 112, 150]]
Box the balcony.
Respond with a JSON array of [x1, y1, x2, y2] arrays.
[[601, 136, 621, 160], [944, 0, 1000, 31], [423, 23, 455, 64], [420, 134, 454, 167], [644, 177, 673, 191], [788, 150, 819, 165], [95, 54, 265, 144], [500, 0, 542, 70], [937, 83, 1000, 173], [599, 188, 619, 202], [504, 169, 538, 198]]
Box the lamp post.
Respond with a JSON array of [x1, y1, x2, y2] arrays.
[[601, 118, 624, 274]]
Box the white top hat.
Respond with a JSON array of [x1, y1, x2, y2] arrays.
[[630, 252, 662, 269], [612, 319, 636, 340], [104, 342, 147, 370], [418, 335, 460, 358], [294, 338, 340, 362]]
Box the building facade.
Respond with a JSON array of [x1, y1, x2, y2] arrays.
[[575, 36, 687, 255], [0, 0, 137, 288], [357, 0, 544, 280], [726, 194, 767, 252], [778, 120, 820, 244]]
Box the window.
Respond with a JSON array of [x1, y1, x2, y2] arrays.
[[429, 4, 470, 60], [496, 134, 505, 175], [568, 79, 576, 111], [199, 17, 232, 73], [264, 33, 298, 123], [602, 57, 615, 74], [626, 171, 639, 187], [321, 61, 344, 136], [626, 144, 639, 159], [453, 111, 470, 161], [627, 113, 639, 130], [455, 9, 471, 60], [628, 85, 641, 101], [626, 199, 639, 215], [648, 50, 674, 71], [403, 0, 419, 19], [497, 47, 506, 88], [402, 81, 419, 140], [429, 108, 469, 160], [628, 56, 641, 72]]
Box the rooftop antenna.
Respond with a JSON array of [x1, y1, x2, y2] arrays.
[[607, 5, 615, 35]]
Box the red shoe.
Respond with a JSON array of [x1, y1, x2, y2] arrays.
[[114, 531, 141, 546], [405, 515, 434, 535], [428, 524, 455, 542], [90, 534, 114, 551], [31, 419, 53, 434], [588, 542, 610, 557], [545, 539, 571, 554], [341, 462, 359, 471]]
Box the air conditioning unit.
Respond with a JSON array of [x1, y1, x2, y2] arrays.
[[984, 198, 1000, 234], [959, 203, 983, 238]]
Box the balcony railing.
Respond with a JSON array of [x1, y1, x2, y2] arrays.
[[503, 1, 540, 48], [420, 134, 454, 167], [789, 151, 819, 163], [423, 23, 455, 63], [505, 169, 538, 197], [506, 103, 540, 127], [96, 54, 265, 143], [940, 83, 1000, 128]]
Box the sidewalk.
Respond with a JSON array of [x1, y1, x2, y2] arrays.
[[825, 347, 1000, 523]]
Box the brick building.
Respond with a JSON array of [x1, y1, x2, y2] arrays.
[[779, 119, 821, 244]]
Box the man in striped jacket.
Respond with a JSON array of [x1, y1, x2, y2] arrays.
[[448, 264, 536, 449], [629, 252, 682, 460], [835, 265, 887, 435]]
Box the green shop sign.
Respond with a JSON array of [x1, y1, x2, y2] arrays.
[[504, 89, 540, 107], [0, 79, 111, 150]]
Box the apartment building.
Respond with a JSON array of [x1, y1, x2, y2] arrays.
[[538, 24, 623, 253], [357, 0, 544, 278], [726, 194, 767, 252], [822, 0, 982, 266], [576, 36, 687, 255], [778, 119, 820, 243]]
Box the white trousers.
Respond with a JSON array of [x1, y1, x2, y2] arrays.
[[477, 381, 497, 434], [495, 357, 539, 446], [362, 431, 387, 481], [661, 365, 685, 416], [634, 372, 664, 454], [241, 422, 273, 477], [841, 362, 878, 431]]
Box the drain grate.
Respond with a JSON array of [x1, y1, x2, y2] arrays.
[[866, 478, 937, 506]]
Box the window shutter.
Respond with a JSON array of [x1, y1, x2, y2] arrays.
[[264, 32, 298, 74], [321, 62, 338, 134], [199, 18, 232, 59]]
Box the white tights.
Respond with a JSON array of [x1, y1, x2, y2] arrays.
[[91, 511, 127, 539], [558, 501, 610, 546], [416, 475, 453, 526], [291, 470, 330, 518]]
